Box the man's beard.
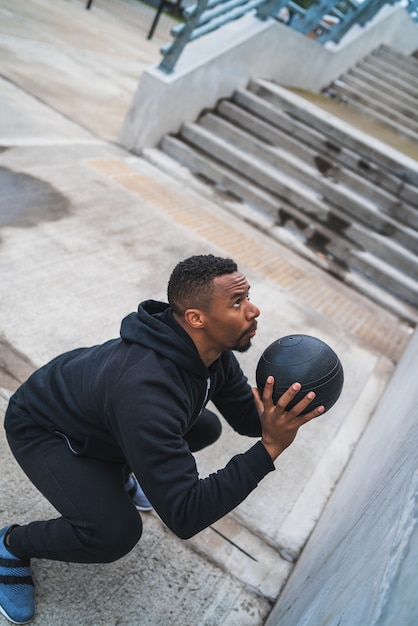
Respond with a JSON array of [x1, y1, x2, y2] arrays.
[[231, 323, 256, 353], [233, 339, 252, 353]]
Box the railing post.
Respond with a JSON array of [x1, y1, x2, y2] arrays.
[[406, 0, 418, 18], [291, 0, 339, 34], [356, 0, 394, 26], [147, 0, 167, 39], [318, 0, 389, 43], [158, 0, 211, 73]]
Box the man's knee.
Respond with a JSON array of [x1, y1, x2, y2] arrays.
[[79, 510, 143, 563], [204, 410, 222, 446], [186, 409, 222, 452]]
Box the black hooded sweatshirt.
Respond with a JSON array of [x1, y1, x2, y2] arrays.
[[7, 300, 275, 539]]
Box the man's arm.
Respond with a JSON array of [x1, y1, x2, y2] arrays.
[[211, 352, 262, 436]]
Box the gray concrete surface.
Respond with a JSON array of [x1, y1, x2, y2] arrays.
[[0, 1, 415, 624], [265, 326, 418, 626], [0, 0, 176, 142]]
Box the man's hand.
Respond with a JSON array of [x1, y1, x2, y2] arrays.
[[252, 376, 324, 461]]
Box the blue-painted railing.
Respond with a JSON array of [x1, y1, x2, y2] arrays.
[[159, 0, 417, 72], [159, 0, 267, 72]]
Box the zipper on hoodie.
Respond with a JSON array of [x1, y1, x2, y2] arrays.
[[199, 377, 211, 414]]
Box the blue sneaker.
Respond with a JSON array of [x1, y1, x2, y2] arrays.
[[0, 526, 35, 624], [125, 475, 153, 512]]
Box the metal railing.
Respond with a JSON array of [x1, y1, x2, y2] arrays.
[[84, 0, 418, 73], [158, 0, 417, 72], [159, 0, 268, 71], [285, 0, 398, 43]]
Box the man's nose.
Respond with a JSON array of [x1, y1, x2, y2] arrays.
[[247, 301, 260, 319]]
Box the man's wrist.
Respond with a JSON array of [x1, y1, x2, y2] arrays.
[[260, 438, 284, 461]]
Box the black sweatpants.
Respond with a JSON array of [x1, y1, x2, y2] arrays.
[[4, 404, 222, 564]]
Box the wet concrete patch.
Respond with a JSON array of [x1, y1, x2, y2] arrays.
[[0, 166, 70, 228]]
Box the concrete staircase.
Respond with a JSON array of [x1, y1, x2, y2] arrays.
[[325, 44, 418, 143], [144, 69, 418, 323]]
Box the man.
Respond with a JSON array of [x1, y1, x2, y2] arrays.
[[0, 254, 323, 624]]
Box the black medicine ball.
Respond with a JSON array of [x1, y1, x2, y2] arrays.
[[256, 334, 344, 414]]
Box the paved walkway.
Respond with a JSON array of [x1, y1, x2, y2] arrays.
[[0, 1, 414, 624]]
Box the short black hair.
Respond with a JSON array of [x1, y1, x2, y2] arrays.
[[168, 254, 238, 315]]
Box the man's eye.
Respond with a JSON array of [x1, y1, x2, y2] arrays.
[[234, 294, 250, 306]]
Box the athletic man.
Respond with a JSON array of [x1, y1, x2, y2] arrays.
[[0, 254, 323, 624]]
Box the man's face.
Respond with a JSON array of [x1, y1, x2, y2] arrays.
[[203, 272, 260, 353]]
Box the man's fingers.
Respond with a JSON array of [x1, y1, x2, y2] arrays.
[[274, 381, 302, 410], [262, 376, 276, 405], [251, 387, 264, 416], [288, 389, 316, 415], [262, 379, 325, 421], [277, 384, 325, 420], [298, 403, 325, 424]]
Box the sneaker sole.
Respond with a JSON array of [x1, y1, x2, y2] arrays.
[[0, 604, 34, 625], [134, 504, 153, 512]]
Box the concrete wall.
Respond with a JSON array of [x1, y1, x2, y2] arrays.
[[117, 6, 417, 152], [265, 327, 418, 626]]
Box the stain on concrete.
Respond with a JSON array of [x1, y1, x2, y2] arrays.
[[323, 140, 341, 154], [0, 166, 70, 228], [314, 155, 337, 179]]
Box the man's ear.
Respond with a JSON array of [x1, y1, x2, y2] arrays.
[[184, 308, 206, 329]]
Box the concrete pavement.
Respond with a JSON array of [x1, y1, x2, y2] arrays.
[[0, 0, 175, 142], [0, 1, 414, 624]]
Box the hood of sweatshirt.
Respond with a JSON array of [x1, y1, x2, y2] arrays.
[[120, 299, 209, 380]]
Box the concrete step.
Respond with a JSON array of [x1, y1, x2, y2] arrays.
[[350, 250, 418, 307], [248, 79, 418, 187], [233, 88, 418, 209], [274, 202, 418, 307], [194, 113, 418, 255], [356, 60, 418, 99], [217, 99, 418, 228], [369, 44, 418, 77], [331, 81, 418, 135], [339, 73, 418, 122], [272, 195, 418, 292], [375, 44, 418, 77], [146, 144, 418, 320], [162, 125, 418, 305], [346, 67, 417, 110], [330, 85, 418, 143], [327, 45, 418, 143], [361, 53, 418, 91]]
